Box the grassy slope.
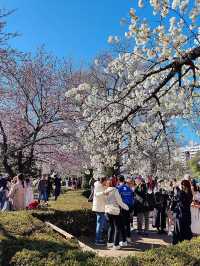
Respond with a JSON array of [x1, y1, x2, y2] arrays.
[[0, 211, 86, 266], [0, 191, 93, 266]]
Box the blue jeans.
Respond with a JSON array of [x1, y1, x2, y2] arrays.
[[39, 190, 48, 202], [0, 190, 7, 210], [96, 212, 106, 242], [0, 190, 4, 209]]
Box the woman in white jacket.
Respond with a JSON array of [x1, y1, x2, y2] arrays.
[[92, 177, 107, 245], [104, 178, 129, 250]]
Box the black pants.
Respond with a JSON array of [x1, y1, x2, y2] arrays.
[[154, 208, 166, 231], [107, 214, 120, 246], [55, 187, 60, 200], [173, 213, 192, 245], [120, 209, 131, 241]]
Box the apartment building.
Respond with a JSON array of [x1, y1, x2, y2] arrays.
[[178, 142, 200, 164]]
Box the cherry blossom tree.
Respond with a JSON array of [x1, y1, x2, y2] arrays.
[[65, 0, 200, 176], [0, 49, 89, 176]]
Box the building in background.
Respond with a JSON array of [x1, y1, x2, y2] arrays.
[[177, 142, 200, 164]]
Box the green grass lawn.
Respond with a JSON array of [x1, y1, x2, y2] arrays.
[[48, 189, 92, 211]]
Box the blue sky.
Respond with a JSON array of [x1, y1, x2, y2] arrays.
[[1, 0, 200, 145], [176, 121, 200, 145], [1, 0, 133, 63]]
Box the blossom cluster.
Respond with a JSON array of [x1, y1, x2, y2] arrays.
[[65, 0, 200, 176]]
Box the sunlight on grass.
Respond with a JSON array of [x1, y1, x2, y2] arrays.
[[48, 190, 92, 211]]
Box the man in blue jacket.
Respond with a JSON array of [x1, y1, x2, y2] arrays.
[[117, 175, 134, 246]]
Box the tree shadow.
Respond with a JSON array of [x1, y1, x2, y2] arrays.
[[33, 209, 96, 238], [0, 225, 80, 266], [0, 222, 16, 240]]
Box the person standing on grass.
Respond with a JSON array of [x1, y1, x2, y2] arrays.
[[0, 175, 10, 211], [24, 177, 34, 207], [47, 175, 53, 201], [153, 180, 168, 234], [54, 174, 61, 200], [38, 174, 48, 204], [92, 177, 107, 245], [117, 175, 134, 246], [72, 178, 76, 190], [171, 179, 193, 245], [9, 173, 26, 210], [134, 176, 149, 236], [0, 175, 8, 209], [105, 178, 129, 250], [88, 177, 95, 202]]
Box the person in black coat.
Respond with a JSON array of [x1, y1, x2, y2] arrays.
[[171, 179, 193, 245], [134, 176, 149, 235], [54, 174, 61, 201], [0, 175, 9, 210], [153, 184, 168, 234], [47, 175, 53, 201]]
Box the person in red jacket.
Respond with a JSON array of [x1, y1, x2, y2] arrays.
[[111, 175, 118, 187]]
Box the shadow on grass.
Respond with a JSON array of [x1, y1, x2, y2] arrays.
[[33, 209, 96, 238], [2, 238, 76, 265], [0, 223, 13, 239], [0, 223, 88, 266]]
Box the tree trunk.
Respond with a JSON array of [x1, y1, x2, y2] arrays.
[[18, 150, 23, 173], [150, 160, 157, 176], [0, 121, 15, 177], [2, 156, 15, 177]]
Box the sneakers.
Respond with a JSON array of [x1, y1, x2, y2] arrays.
[[112, 245, 121, 250], [126, 237, 132, 243], [107, 242, 114, 248], [119, 241, 128, 247]]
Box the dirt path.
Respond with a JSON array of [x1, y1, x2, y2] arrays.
[[79, 216, 172, 257], [80, 230, 171, 257]]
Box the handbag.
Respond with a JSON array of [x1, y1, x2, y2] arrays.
[[105, 204, 120, 215]]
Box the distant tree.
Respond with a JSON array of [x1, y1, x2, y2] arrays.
[[0, 49, 89, 176], [188, 152, 200, 178]]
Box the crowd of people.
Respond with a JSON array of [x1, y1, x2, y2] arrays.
[[92, 175, 199, 249], [0, 172, 62, 211], [65, 177, 82, 190], [0, 173, 33, 211], [1, 170, 199, 250]]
